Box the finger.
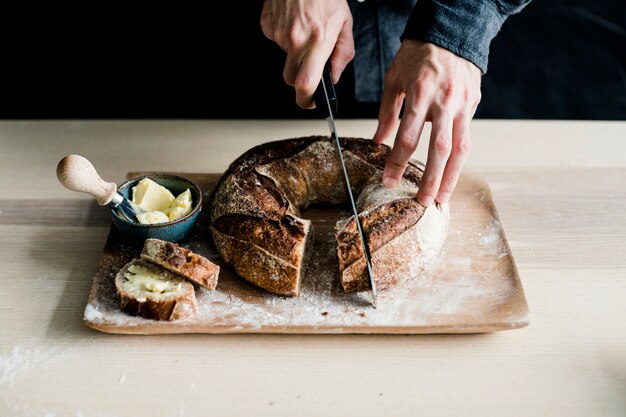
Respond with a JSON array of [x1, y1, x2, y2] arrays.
[[283, 51, 300, 86], [416, 109, 453, 207], [435, 113, 472, 204], [372, 79, 403, 145], [295, 46, 330, 109], [382, 94, 428, 188], [329, 19, 355, 84]]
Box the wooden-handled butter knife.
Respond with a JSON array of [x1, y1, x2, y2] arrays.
[[56, 154, 145, 222], [314, 63, 378, 308]]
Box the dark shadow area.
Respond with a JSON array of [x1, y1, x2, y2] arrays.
[[0, 1, 623, 119], [477, 1, 626, 120]]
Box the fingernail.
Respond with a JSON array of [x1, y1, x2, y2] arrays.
[[383, 175, 399, 188], [436, 192, 450, 203], [417, 194, 434, 207]]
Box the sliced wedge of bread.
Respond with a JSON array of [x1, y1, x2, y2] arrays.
[[140, 238, 219, 290], [115, 257, 197, 321]]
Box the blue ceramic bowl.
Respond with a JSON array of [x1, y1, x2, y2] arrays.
[[110, 174, 202, 242]]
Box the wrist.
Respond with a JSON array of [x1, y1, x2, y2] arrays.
[[401, 0, 507, 74]]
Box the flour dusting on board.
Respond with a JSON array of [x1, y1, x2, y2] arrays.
[[83, 173, 529, 333]]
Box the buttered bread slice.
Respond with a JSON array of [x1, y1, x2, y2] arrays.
[[115, 258, 197, 321]]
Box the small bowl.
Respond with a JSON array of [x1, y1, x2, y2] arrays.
[[110, 173, 202, 242]]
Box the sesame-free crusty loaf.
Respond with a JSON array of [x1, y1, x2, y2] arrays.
[[209, 136, 449, 297], [140, 238, 219, 290], [336, 176, 449, 292], [115, 257, 197, 321]]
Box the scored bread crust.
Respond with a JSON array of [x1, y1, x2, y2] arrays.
[[115, 258, 197, 321], [140, 238, 220, 290], [209, 136, 449, 296]]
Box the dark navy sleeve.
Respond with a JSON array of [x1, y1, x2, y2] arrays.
[[402, 0, 533, 73]]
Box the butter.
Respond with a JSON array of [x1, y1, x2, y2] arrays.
[[124, 264, 181, 293], [130, 178, 194, 224], [167, 189, 193, 221], [132, 178, 175, 212], [137, 211, 170, 225]]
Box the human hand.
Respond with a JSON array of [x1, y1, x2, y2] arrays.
[[260, 0, 355, 109], [372, 40, 482, 207]]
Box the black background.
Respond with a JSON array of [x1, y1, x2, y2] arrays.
[[0, 1, 623, 119]]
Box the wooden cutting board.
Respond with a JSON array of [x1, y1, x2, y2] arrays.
[[83, 171, 529, 334]]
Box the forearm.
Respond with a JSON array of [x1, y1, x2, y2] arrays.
[[402, 0, 533, 73]]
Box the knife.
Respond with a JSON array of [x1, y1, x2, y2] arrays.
[[56, 154, 145, 222], [314, 62, 378, 308]]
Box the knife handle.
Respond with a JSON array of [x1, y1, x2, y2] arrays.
[[56, 154, 118, 206], [314, 61, 338, 116]]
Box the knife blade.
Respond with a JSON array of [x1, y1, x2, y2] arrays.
[[111, 192, 145, 222], [314, 63, 377, 308]]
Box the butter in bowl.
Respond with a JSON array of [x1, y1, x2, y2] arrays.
[[56, 155, 202, 243], [111, 174, 202, 242], [129, 178, 194, 225]]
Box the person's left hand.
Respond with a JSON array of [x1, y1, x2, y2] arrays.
[[372, 40, 482, 207]]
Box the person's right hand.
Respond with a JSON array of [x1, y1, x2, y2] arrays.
[[260, 0, 355, 109]]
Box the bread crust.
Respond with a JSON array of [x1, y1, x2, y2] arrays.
[[335, 174, 449, 292], [140, 238, 219, 290], [339, 202, 450, 292], [209, 136, 449, 296], [115, 258, 197, 321]]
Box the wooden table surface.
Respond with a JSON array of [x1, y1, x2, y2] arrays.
[[1, 120, 625, 416]]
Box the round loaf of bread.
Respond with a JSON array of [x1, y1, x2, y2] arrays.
[[209, 136, 449, 297]]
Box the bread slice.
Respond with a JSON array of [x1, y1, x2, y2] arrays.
[[115, 257, 197, 321], [140, 238, 219, 290]]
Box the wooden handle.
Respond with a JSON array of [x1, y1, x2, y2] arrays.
[[56, 155, 118, 206]]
